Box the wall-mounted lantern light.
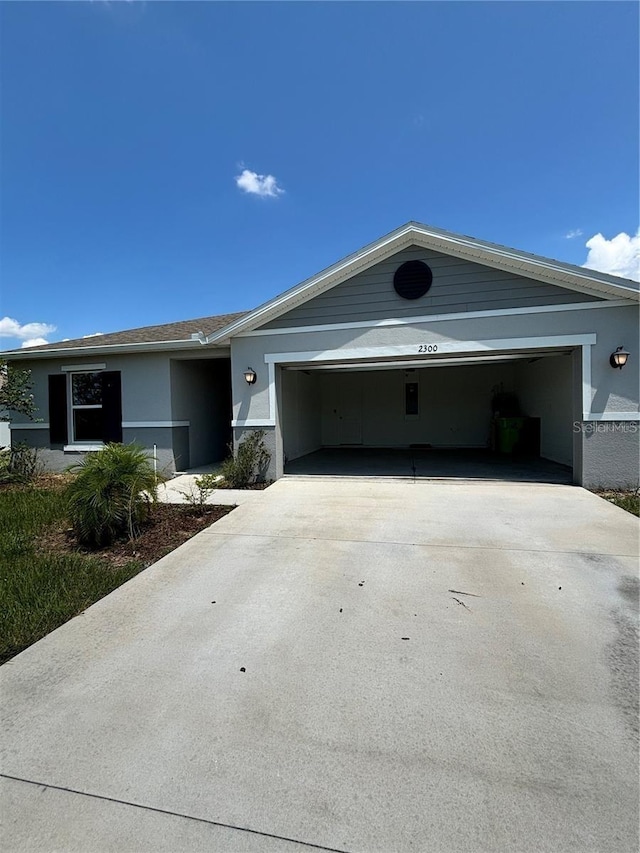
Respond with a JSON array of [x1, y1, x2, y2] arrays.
[[244, 367, 257, 385], [609, 347, 630, 370]]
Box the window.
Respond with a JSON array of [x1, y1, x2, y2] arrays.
[[48, 369, 122, 447], [71, 372, 103, 442]]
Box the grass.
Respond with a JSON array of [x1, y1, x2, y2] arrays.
[[594, 490, 640, 517], [0, 486, 145, 665]]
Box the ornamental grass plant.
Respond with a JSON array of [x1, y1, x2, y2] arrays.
[[66, 443, 161, 548]]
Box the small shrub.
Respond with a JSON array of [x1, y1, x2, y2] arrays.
[[0, 447, 10, 484], [66, 443, 162, 548], [181, 472, 221, 513], [0, 442, 41, 485], [220, 430, 271, 489]]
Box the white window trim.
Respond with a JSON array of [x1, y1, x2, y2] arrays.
[[67, 368, 106, 446], [60, 363, 107, 372]]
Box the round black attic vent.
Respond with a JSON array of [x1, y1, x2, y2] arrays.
[[393, 260, 433, 300]]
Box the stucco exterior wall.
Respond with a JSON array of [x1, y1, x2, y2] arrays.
[[11, 424, 185, 474], [8, 348, 230, 474], [231, 302, 638, 484], [232, 425, 278, 481], [10, 352, 174, 429], [170, 357, 231, 468], [580, 422, 640, 489], [232, 304, 638, 420]]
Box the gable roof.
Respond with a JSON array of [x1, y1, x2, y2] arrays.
[[3, 222, 637, 361], [1, 312, 248, 359], [204, 221, 639, 343]]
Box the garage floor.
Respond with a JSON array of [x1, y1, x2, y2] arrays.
[[1, 477, 638, 852], [286, 447, 573, 483]]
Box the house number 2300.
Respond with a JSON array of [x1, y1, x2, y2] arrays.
[[417, 344, 438, 353]]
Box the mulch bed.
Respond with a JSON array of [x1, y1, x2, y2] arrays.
[[37, 503, 234, 570]]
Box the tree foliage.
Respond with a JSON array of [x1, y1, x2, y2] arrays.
[[0, 359, 38, 420]]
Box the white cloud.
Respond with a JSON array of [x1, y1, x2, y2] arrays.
[[83, 332, 104, 338], [0, 317, 56, 344], [564, 228, 583, 239], [235, 168, 284, 198], [21, 337, 49, 349], [583, 229, 640, 282]]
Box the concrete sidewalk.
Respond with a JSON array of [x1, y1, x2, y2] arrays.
[[1, 479, 638, 852], [157, 473, 266, 506]]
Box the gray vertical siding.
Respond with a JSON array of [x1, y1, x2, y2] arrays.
[[260, 245, 602, 329]]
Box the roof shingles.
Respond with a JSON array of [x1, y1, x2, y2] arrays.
[[6, 312, 248, 354]]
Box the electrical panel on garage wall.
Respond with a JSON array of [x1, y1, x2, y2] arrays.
[[405, 371, 419, 419]]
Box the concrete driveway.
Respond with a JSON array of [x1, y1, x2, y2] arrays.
[[1, 478, 638, 853]]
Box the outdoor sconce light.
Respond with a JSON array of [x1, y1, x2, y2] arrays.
[[244, 367, 257, 385], [609, 347, 630, 370]]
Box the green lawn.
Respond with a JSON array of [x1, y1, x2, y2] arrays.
[[0, 487, 144, 664]]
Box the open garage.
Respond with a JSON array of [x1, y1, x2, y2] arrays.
[[280, 348, 576, 482]]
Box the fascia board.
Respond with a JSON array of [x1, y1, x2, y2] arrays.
[[1, 340, 230, 361]]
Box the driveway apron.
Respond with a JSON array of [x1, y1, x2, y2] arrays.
[[1, 478, 638, 852]]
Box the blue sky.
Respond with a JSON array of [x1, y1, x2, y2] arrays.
[[1, 1, 638, 348]]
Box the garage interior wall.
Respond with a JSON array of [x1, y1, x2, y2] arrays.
[[281, 370, 322, 463], [515, 354, 573, 466], [318, 363, 519, 449], [282, 355, 575, 467]]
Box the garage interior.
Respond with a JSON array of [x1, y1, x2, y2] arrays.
[[281, 350, 575, 483]]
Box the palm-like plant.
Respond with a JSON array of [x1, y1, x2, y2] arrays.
[[66, 443, 161, 548]]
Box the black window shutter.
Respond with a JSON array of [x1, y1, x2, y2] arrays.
[[101, 371, 123, 444], [48, 375, 68, 444]]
